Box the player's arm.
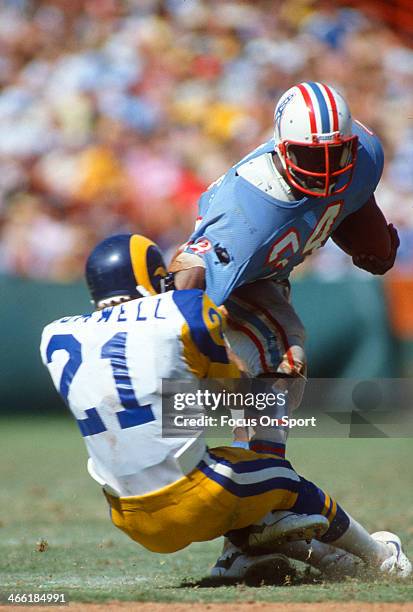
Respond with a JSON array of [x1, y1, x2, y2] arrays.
[[331, 194, 399, 275], [174, 267, 205, 289], [169, 254, 206, 290]]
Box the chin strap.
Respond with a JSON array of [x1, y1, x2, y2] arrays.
[[160, 273, 176, 293]]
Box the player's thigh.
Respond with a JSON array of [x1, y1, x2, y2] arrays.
[[224, 279, 306, 378], [104, 472, 233, 553], [104, 447, 299, 552]]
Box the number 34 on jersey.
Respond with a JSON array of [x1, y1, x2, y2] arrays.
[[267, 201, 343, 269]]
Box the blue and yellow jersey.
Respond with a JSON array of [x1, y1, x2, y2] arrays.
[[40, 289, 238, 498], [172, 290, 239, 379]]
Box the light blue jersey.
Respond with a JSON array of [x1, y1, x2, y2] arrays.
[[186, 121, 383, 305]]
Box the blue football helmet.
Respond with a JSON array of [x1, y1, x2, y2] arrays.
[[85, 233, 167, 307]]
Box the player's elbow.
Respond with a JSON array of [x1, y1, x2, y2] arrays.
[[332, 195, 392, 261]]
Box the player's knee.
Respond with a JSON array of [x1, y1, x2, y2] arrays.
[[276, 345, 306, 378]]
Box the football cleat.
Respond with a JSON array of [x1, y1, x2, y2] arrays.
[[371, 531, 412, 578], [210, 543, 294, 586], [317, 549, 363, 579], [247, 510, 329, 551], [276, 540, 363, 579]]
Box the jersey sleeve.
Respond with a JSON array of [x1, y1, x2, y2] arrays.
[[183, 238, 241, 306], [354, 120, 384, 197], [39, 326, 48, 366], [369, 130, 384, 193], [172, 289, 239, 378], [39, 322, 56, 366], [184, 189, 267, 305]]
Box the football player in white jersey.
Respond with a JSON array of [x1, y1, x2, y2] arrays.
[[40, 234, 411, 581]]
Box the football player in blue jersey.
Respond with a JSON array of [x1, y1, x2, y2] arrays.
[[169, 81, 399, 450], [168, 82, 401, 574]]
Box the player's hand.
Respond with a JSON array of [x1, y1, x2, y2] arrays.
[[352, 224, 400, 275], [168, 251, 206, 289]]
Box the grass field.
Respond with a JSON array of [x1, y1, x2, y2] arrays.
[[1, 416, 413, 605]]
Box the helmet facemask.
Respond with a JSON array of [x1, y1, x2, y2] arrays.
[[278, 135, 358, 198]]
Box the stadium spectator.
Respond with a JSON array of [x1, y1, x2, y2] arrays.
[[0, 0, 412, 280]]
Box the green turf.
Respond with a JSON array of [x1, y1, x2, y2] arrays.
[[1, 416, 412, 603]]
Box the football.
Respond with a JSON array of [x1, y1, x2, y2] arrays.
[[332, 195, 392, 259]]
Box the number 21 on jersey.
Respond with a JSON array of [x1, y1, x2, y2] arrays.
[[46, 332, 155, 437], [267, 201, 343, 268]]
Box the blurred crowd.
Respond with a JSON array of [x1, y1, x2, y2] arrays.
[[0, 0, 412, 282]]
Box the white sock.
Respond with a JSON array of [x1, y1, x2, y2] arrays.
[[329, 516, 391, 566]]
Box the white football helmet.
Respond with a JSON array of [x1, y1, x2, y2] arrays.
[[273, 82, 358, 197]]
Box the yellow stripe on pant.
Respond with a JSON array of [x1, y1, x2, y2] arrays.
[[105, 447, 299, 553]]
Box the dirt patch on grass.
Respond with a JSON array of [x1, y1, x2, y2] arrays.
[[3, 603, 412, 612]]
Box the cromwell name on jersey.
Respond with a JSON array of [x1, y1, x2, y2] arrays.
[[40, 289, 236, 498], [186, 123, 383, 306]]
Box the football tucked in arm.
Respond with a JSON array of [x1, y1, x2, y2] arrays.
[[332, 195, 399, 275]]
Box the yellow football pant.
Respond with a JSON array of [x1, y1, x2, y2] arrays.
[[105, 446, 300, 553]]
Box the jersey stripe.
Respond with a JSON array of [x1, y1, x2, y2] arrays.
[[172, 290, 229, 364], [249, 440, 286, 457], [321, 494, 332, 517], [306, 82, 330, 133], [321, 83, 339, 132], [297, 83, 317, 134], [207, 450, 291, 472], [198, 463, 300, 497], [198, 450, 301, 497]]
